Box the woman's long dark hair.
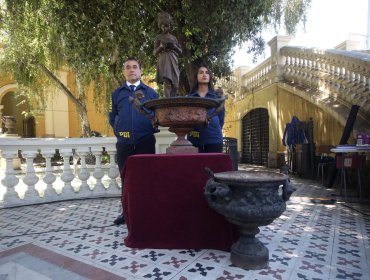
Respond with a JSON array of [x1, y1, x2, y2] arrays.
[[191, 65, 215, 93]]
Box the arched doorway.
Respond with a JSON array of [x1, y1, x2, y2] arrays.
[[23, 116, 36, 138], [0, 89, 35, 137], [241, 108, 269, 166]]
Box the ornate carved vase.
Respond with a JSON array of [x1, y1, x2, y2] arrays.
[[204, 169, 295, 270], [1, 116, 16, 134], [144, 97, 219, 153]]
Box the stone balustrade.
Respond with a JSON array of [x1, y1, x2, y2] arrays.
[[0, 137, 121, 208], [217, 75, 240, 96], [227, 43, 370, 130], [0, 128, 175, 208], [235, 47, 370, 114], [280, 46, 370, 118], [236, 58, 273, 101]]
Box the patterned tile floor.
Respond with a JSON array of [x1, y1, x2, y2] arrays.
[[1, 165, 370, 280]]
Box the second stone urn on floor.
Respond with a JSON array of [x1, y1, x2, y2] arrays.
[[204, 168, 295, 270]]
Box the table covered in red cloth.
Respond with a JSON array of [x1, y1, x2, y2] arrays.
[[121, 153, 238, 250]]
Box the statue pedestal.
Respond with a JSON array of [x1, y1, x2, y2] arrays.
[[166, 145, 198, 154], [166, 127, 198, 154]]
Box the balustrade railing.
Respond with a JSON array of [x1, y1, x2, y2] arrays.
[[0, 137, 120, 208], [217, 75, 240, 96], [280, 46, 370, 117], [236, 58, 273, 101], [227, 44, 370, 122]]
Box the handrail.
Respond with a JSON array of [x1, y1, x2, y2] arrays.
[[280, 46, 370, 121], [0, 128, 176, 208], [237, 58, 273, 100]]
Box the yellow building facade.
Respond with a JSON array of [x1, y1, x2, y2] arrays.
[[0, 70, 114, 138], [223, 83, 349, 166]]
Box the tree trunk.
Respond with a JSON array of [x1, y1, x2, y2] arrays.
[[183, 59, 195, 93], [177, 30, 194, 94], [109, 44, 122, 88], [76, 100, 91, 137], [75, 75, 92, 137], [37, 63, 92, 137]]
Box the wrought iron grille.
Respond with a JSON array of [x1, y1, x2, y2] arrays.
[[242, 108, 269, 166]]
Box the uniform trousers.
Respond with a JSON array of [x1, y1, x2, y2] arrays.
[[116, 134, 156, 174], [197, 143, 223, 153]]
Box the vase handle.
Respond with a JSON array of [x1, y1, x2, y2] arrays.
[[206, 96, 227, 123], [204, 167, 215, 178], [204, 178, 232, 205], [282, 179, 296, 201]]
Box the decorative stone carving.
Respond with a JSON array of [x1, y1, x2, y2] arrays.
[[106, 148, 119, 190], [0, 149, 20, 207], [144, 97, 220, 154], [22, 151, 40, 200], [40, 149, 57, 198], [1, 116, 16, 135], [59, 148, 75, 197], [76, 148, 91, 194], [91, 147, 106, 195]]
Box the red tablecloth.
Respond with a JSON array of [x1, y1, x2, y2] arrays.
[[121, 153, 238, 250]]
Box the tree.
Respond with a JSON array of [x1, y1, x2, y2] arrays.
[[0, 0, 310, 136]]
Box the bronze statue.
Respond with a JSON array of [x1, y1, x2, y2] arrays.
[[153, 12, 182, 97]]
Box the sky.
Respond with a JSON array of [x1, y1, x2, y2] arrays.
[[233, 0, 369, 68]]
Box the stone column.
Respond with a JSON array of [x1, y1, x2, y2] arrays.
[[267, 35, 291, 168], [267, 35, 292, 83]]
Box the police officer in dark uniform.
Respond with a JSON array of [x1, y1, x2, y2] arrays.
[[187, 65, 225, 153], [109, 57, 159, 225]]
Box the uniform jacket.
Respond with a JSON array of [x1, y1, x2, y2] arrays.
[[109, 81, 158, 144], [187, 90, 225, 146]]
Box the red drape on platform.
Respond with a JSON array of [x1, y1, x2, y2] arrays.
[[121, 153, 238, 250]]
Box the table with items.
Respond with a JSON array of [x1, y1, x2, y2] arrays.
[[330, 145, 370, 200]]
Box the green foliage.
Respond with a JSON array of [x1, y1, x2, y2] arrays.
[[0, 0, 310, 132]]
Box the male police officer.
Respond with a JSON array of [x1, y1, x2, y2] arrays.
[[109, 57, 158, 225]]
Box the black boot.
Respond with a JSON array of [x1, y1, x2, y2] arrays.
[[114, 214, 125, 225]]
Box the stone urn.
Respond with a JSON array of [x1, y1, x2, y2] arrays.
[[1, 116, 17, 135], [144, 97, 219, 154], [204, 168, 295, 270]]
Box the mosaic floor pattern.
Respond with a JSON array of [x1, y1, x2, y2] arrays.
[[1, 166, 370, 280]]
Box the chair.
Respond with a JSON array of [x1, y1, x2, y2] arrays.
[[316, 145, 334, 186], [336, 153, 365, 201]]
